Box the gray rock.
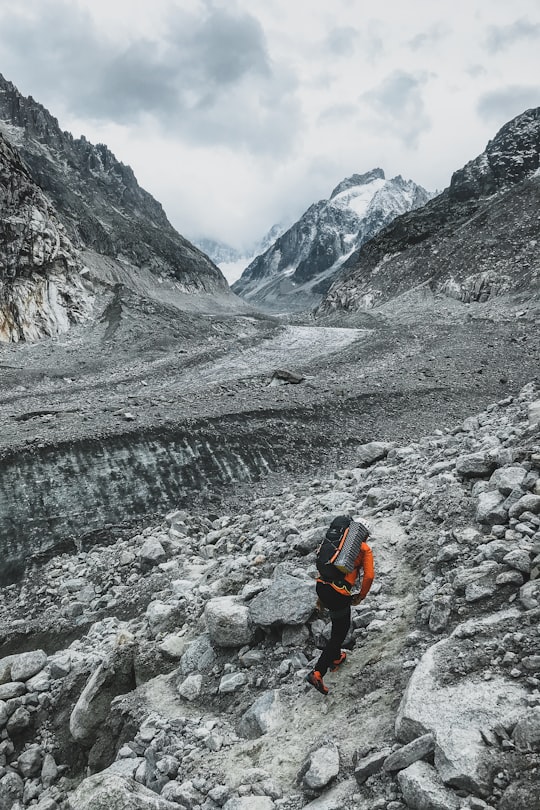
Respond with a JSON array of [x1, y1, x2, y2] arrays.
[[508, 494, 540, 519], [356, 441, 393, 466], [464, 578, 496, 602], [139, 538, 166, 565], [512, 707, 540, 752], [456, 452, 497, 478], [68, 772, 179, 809], [489, 466, 527, 495], [398, 761, 460, 810], [249, 575, 316, 627], [528, 400, 540, 427], [301, 741, 340, 792], [219, 672, 248, 693], [17, 745, 43, 777], [180, 634, 216, 674], [69, 646, 135, 743], [519, 580, 540, 609], [383, 734, 435, 773], [0, 701, 7, 727], [205, 597, 254, 647], [0, 656, 15, 685], [223, 798, 274, 810], [0, 682, 25, 700], [354, 748, 392, 784], [396, 615, 528, 794], [476, 490, 506, 525], [237, 691, 282, 739], [499, 779, 540, 810], [145, 601, 182, 637], [41, 753, 58, 787], [0, 772, 24, 806], [428, 597, 452, 633], [7, 706, 31, 734], [502, 549, 531, 574], [177, 673, 202, 702]]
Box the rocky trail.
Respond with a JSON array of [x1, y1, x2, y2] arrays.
[[0, 382, 539, 810]]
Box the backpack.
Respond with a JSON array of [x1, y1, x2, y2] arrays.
[[316, 515, 370, 584]]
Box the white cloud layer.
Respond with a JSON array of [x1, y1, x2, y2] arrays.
[[0, 0, 539, 248]]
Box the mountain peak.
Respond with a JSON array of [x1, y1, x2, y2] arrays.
[[330, 168, 385, 200]]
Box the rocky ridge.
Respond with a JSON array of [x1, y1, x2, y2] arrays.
[[0, 384, 539, 809], [319, 108, 540, 315], [0, 73, 234, 344], [232, 169, 430, 313]]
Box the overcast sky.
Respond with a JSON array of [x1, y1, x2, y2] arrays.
[[1, 0, 539, 254]]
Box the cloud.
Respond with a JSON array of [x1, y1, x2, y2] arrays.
[[324, 26, 359, 57], [477, 85, 540, 122], [317, 103, 358, 124], [361, 70, 431, 147], [0, 1, 301, 157], [485, 18, 540, 52], [407, 23, 449, 51]]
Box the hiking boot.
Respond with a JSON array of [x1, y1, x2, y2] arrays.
[[330, 652, 347, 672], [306, 670, 328, 695]]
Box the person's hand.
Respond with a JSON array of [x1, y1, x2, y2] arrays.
[[352, 594, 363, 606]]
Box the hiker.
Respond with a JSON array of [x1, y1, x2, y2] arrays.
[[307, 516, 375, 695]]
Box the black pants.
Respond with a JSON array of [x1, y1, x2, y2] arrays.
[[315, 582, 352, 677]]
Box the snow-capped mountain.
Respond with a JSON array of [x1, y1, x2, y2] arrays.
[[195, 223, 289, 285], [319, 107, 540, 315], [231, 169, 431, 313]]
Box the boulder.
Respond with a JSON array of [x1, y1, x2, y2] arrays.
[[456, 452, 498, 478], [512, 708, 540, 752], [398, 761, 460, 810], [17, 745, 43, 777], [205, 597, 254, 647], [528, 400, 540, 427], [489, 466, 527, 495], [237, 690, 282, 739], [249, 575, 316, 627], [223, 799, 274, 810], [354, 748, 392, 784], [519, 580, 540, 609], [383, 734, 435, 773], [508, 494, 540, 519], [145, 601, 183, 637], [69, 646, 135, 743], [180, 634, 216, 674], [395, 615, 528, 794], [356, 441, 393, 466], [475, 491, 506, 525], [223, 798, 274, 810], [0, 655, 15, 684], [177, 673, 202, 702], [301, 741, 340, 792], [499, 779, 540, 810], [138, 538, 166, 565], [68, 772, 179, 809]]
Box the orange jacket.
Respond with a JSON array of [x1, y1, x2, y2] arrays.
[[317, 541, 375, 599]]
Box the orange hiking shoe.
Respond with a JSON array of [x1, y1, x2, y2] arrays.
[[330, 652, 347, 672], [306, 670, 329, 695]]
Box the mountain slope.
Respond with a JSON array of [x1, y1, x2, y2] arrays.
[[232, 169, 431, 313], [319, 108, 540, 314], [0, 73, 228, 296]]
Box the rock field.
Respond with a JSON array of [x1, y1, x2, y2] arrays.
[[1, 382, 539, 810]]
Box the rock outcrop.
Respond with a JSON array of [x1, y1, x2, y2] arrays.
[[0, 131, 92, 341], [319, 108, 540, 314]]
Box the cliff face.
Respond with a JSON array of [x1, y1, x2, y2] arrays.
[[319, 108, 540, 314], [0, 74, 228, 297], [0, 131, 92, 341]]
